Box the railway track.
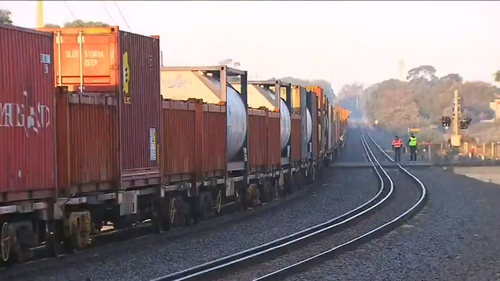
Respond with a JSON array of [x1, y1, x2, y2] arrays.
[[151, 129, 427, 281]]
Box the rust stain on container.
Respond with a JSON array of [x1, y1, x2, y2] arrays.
[[56, 91, 118, 196], [0, 25, 56, 198]]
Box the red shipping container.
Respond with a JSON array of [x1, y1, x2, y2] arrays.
[[248, 109, 268, 171], [0, 25, 56, 202], [38, 26, 162, 189], [56, 91, 118, 195], [268, 112, 281, 167], [203, 105, 227, 177], [161, 99, 227, 184], [291, 114, 302, 162]]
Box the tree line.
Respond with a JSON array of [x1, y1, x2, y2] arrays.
[[338, 65, 500, 142], [0, 9, 108, 27]]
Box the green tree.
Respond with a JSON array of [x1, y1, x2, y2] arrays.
[[0, 9, 13, 24], [63, 20, 109, 27], [406, 65, 437, 81], [279, 77, 336, 102], [494, 70, 500, 83], [43, 23, 61, 28]]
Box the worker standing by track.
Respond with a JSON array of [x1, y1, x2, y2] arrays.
[[392, 136, 403, 162], [408, 133, 418, 162]]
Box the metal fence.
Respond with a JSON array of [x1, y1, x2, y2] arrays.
[[402, 142, 500, 162]]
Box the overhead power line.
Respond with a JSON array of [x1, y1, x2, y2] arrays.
[[113, 1, 132, 31], [100, 1, 118, 26], [63, 1, 82, 26]]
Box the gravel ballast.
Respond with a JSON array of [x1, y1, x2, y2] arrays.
[[217, 136, 423, 281], [20, 129, 380, 281], [286, 129, 500, 281]]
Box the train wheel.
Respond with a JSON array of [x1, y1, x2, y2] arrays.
[[152, 199, 169, 233], [274, 180, 280, 200], [215, 190, 223, 216], [199, 192, 213, 220], [45, 221, 64, 257], [235, 187, 243, 212], [261, 181, 273, 204], [1, 222, 11, 265], [169, 196, 185, 228]]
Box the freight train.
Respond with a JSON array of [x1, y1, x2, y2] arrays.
[[0, 24, 350, 265]]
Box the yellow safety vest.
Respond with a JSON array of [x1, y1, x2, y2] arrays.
[[409, 137, 417, 147]]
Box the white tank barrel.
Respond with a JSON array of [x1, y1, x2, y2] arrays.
[[269, 93, 292, 151], [306, 109, 312, 144], [203, 76, 248, 161], [279, 99, 291, 151], [226, 86, 247, 161]]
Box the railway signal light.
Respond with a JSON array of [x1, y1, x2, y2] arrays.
[[441, 116, 451, 128], [459, 117, 472, 129]]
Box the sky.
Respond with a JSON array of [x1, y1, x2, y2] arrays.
[[2, 1, 499, 92]]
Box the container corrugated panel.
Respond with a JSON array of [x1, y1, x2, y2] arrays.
[[310, 93, 319, 159], [268, 113, 281, 166], [161, 100, 196, 180], [291, 115, 302, 162], [119, 31, 161, 176], [248, 109, 267, 169], [203, 105, 227, 175], [0, 25, 56, 197], [305, 86, 324, 112], [56, 93, 118, 194]]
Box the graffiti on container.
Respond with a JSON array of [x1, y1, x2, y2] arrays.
[[0, 91, 51, 138], [163, 75, 192, 89]]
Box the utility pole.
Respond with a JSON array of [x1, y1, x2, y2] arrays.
[[36, 0, 44, 28]]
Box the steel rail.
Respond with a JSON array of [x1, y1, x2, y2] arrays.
[[253, 130, 427, 281], [151, 130, 394, 281]]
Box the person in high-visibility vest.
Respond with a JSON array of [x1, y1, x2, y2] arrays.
[[408, 133, 418, 162], [392, 136, 403, 162]]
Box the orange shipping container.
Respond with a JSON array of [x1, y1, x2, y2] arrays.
[[38, 27, 162, 189]]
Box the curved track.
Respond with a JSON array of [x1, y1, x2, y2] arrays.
[[150, 129, 428, 281]]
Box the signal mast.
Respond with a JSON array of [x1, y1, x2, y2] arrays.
[[441, 90, 472, 147]]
